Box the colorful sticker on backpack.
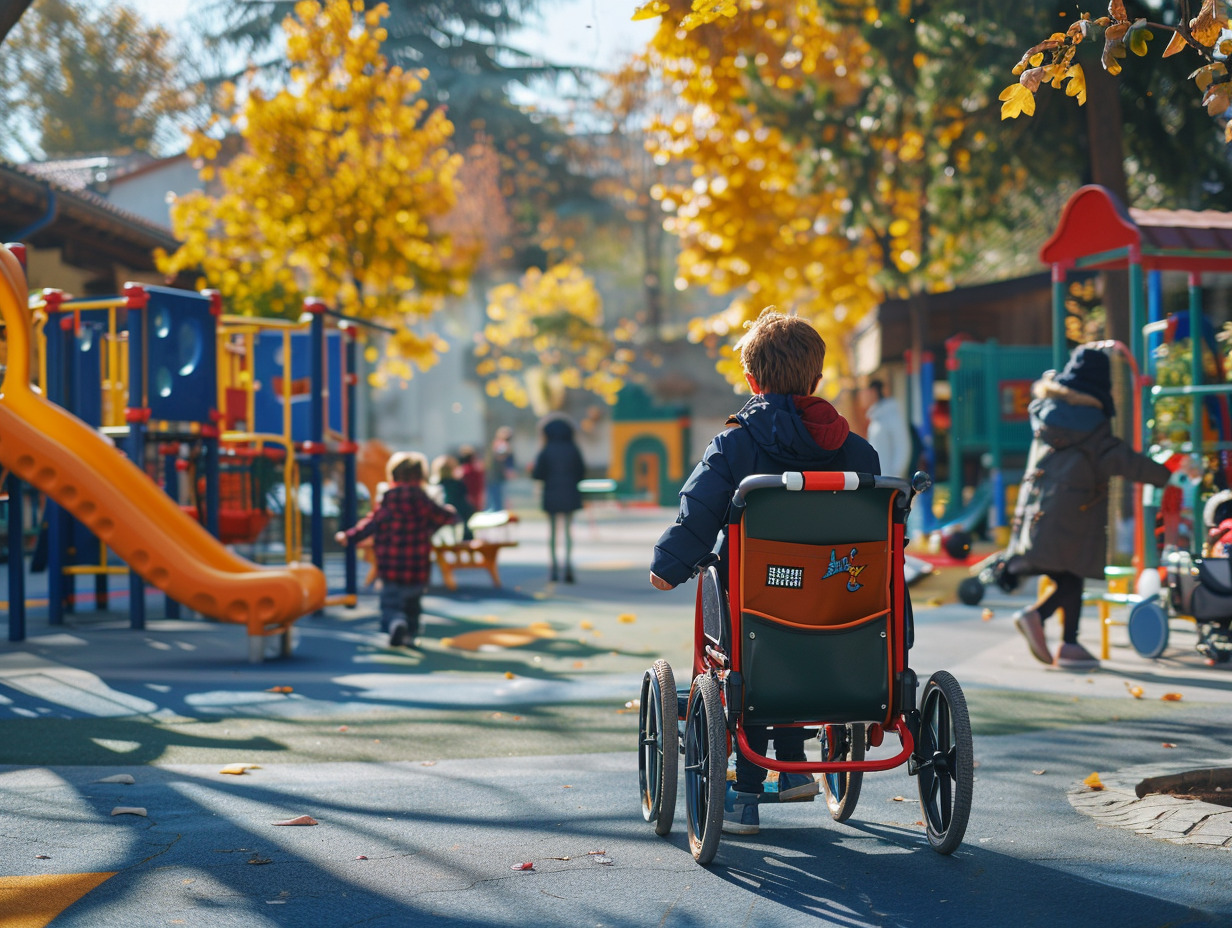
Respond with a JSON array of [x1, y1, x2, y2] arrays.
[[822, 546, 867, 593]]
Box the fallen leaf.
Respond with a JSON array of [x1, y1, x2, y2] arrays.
[[1162, 742, 1177, 749], [618, 614, 636, 624], [219, 764, 262, 776], [562, 785, 573, 789], [1162, 692, 1184, 701], [512, 715, 523, 721], [981, 608, 994, 621], [1032, 769, 1046, 776], [421, 761, 437, 767], [337, 726, 348, 732], [247, 856, 272, 865], [271, 815, 318, 826], [111, 807, 147, 816], [1126, 684, 1145, 699], [926, 597, 944, 607], [579, 620, 594, 630], [587, 849, 607, 855], [572, 661, 585, 669], [511, 862, 534, 871], [504, 671, 516, 679], [1083, 772, 1105, 791], [266, 686, 293, 694], [34, 854, 50, 859], [890, 796, 907, 802], [96, 774, 135, 784], [356, 855, 368, 860]]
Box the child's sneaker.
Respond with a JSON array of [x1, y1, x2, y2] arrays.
[[777, 772, 818, 802], [1055, 642, 1099, 669], [1013, 609, 1052, 665], [722, 785, 760, 835], [388, 618, 410, 647]]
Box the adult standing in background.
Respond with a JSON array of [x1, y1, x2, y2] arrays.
[[532, 415, 586, 583], [486, 426, 516, 512], [861, 378, 912, 479]]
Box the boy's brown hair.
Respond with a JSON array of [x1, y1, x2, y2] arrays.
[[735, 307, 826, 395], [387, 451, 427, 484]]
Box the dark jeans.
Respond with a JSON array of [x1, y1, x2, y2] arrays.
[[1010, 566, 1085, 645], [1034, 571, 1085, 645], [379, 582, 425, 635], [734, 726, 808, 794]]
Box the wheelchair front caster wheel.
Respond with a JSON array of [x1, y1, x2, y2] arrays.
[[820, 722, 865, 822], [916, 670, 973, 855], [683, 673, 726, 864], [639, 659, 678, 835]]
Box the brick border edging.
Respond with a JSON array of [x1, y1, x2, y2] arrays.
[[1068, 756, 1232, 849]]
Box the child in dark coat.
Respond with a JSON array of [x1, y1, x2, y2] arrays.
[[335, 452, 456, 647], [1007, 347, 1172, 669], [532, 415, 586, 583], [650, 308, 879, 837]]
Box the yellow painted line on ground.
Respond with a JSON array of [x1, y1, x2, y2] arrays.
[[0, 872, 116, 927]]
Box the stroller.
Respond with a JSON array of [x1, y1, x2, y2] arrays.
[[637, 470, 973, 865], [1128, 483, 1232, 663]]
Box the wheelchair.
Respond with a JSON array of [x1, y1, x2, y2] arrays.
[[638, 470, 973, 865]]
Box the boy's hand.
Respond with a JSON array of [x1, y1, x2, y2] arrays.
[[650, 571, 674, 591], [333, 531, 348, 545]]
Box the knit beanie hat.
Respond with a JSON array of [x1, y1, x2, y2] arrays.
[[1055, 347, 1115, 417]]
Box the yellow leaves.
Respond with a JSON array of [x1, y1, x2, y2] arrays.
[[1161, 692, 1184, 701], [1065, 64, 1087, 105], [1102, 21, 1129, 75], [1190, 0, 1229, 48], [631, 0, 670, 21], [1083, 771, 1106, 791], [999, 83, 1036, 119], [680, 0, 740, 31], [1127, 21, 1153, 57], [158, 0, 468, 375]]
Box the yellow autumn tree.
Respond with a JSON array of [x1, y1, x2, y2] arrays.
[[1002, 1, 1232, 140], [156, 0, 470, 373], [476, 262, 637, 413], [631, 1, 1091, 388]]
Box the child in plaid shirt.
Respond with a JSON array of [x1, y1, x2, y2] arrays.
[[335, 451, 457, 647]]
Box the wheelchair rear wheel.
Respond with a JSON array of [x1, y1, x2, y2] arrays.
[[684, 673, 726, 864], [916, 671, 973, 855], [819, 723, 865, 822], [639, 660, 678, 835]]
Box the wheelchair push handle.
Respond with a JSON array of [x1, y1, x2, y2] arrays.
[[731, 470, 930, 507]]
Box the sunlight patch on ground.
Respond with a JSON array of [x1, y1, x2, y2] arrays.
[[441, 622, 556, 651], [0, 872, 116, 927]]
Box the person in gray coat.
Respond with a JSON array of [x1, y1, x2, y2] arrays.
[[532, 415, 586, 583], [1007, 347, 1172, 669]]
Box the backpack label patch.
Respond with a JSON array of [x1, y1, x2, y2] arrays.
[[765, 565, 803, 589]]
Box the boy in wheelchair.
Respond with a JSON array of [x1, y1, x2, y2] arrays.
[[649, 308, 879, 835]]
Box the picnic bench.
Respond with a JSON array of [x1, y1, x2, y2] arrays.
[[432, 538, 519, 591]]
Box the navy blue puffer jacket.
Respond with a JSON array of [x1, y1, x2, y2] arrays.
[[651, 393, 879, 587]]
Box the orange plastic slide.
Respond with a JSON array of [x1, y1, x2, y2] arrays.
[[0, 246, 325, 642]]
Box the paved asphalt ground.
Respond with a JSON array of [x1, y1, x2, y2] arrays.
[[4, 499, 1232, 927]]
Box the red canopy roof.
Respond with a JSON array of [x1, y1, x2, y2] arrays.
[[1039, 185, 1232, 273]]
